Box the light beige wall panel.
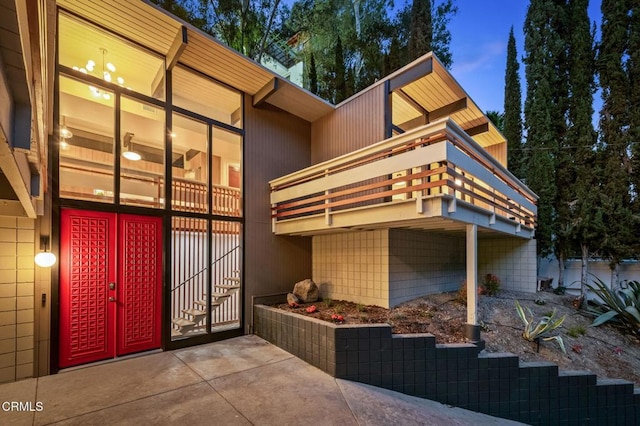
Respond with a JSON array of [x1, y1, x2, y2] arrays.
[[311, 85, 386, 164], [484, 142, 507, 168]]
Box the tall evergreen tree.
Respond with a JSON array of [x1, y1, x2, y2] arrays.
[[504, 27, 524, 180], [308, 53, 318, 95], [598, 0, 635, 287], [407, 0, 433, 61], [334, 36, 348, 103], [523, 0, 568, 260], [565, 0, 599, 299], [629, 3, 640, 224]]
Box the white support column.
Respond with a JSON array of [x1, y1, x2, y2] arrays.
[[465, 223, 481, 344], [466, 223, 478, 325]]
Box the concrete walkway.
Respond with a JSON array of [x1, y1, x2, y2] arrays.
[[0, 335, 523, 425]]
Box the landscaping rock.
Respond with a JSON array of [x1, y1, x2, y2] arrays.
[[293, 279, 319, 303], [287, 292, 300, 306]]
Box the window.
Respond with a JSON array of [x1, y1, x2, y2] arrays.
[[171, 114, 208, 213], [59, 76, 115, 202]]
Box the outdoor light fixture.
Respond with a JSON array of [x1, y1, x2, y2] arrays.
[[34, 236, 56, 268], [122, 132, 141, 161], [455, 178, 463, 186]]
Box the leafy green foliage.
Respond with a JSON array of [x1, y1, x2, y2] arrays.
[[515, 300, 566, 353], [567, 325, 586, 338], [481, 274, 501, 296], [585, 277, 640, 341]]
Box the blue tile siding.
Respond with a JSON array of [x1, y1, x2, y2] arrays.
[[255, 304, 640, 425]]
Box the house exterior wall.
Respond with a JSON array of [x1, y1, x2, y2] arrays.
[[244, 99, 313, 332], [311, 85, 386, 164], [478, 237, 537, 292], [0, 216, 36, 383], [312, 230, 390, 307], [388, 229, 465, 307]]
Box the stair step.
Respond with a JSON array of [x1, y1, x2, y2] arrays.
[[194, 299, 226, 307], [182, 308, 207, 318], [215, 284, 240, 290], [171, 329, 182, 338], [172, 317, 196, 327], [224, 277, 241, 282]]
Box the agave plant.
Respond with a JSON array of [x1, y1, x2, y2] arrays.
[[585, 277, 640, 340], [515, 300, 566, 353]]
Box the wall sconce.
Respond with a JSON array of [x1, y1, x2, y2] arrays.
[[122, 132, 141, 161], [34, 236, 56, 267]]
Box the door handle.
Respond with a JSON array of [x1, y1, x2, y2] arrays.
[[109, 282, 116, 290], [109, 297, 116, 302]]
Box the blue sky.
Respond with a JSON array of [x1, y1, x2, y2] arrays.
[[445, 0, 603, 115]]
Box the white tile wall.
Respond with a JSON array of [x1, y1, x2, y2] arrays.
[[312, 230, 390, 307], [0, 217, 35, 383], [478, 237, 537, 292], [388, 229, 466, 307], [313, 229, 537, 310]]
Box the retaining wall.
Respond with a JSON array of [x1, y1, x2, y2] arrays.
[[254, 304, 640, 425]]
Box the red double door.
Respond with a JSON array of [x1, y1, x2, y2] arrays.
[[59, 209, 163, 368]]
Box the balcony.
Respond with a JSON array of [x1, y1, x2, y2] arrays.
[[270, 118, 537, 238]]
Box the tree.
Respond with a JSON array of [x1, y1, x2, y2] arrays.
[[503, 27, 524, 180], [598, 0, 635, 287], [565, 0, 599, 301], [334, 36, 348, 104], [486, 110, 504, 132], [308, 53, 318, 95], [408, 0, 432, 62], [523, 0, 568, 261], [431, 0, 458, 68]]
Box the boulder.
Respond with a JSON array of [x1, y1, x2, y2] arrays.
[[287, 293, 300, 306], [293, 279, 319, 303]]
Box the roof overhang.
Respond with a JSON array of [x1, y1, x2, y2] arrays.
[[57, 0, 335, 123], [340, 53, 507, 149]]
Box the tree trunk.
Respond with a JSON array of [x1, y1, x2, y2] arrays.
[[580, 242, 589, 298], [611, 263, 620, 289], [557, 253, 565, 289]]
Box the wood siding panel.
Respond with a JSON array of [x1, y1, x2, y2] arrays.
[[484, 142, 507, 168], [311, 85, 386, 164], [244, 97, 312, 332]]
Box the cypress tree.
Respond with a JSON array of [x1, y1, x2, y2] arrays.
[[565, 0, 599, 299], [334, 36, 347, 103], [523, 0, 567, 259], [408, 0, 432, 61], [309, 53, 318, 95], [598, 0, 634, 286], [504, 26, 524, 180], [629, 3, 640, 223]]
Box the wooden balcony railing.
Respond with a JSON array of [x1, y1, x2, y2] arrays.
[[270, 118, 537, 233]]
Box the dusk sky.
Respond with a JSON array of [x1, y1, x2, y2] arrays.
[[445, 0, 603, 116]]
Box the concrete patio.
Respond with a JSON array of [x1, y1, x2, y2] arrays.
[[0, 335, 521, 425]]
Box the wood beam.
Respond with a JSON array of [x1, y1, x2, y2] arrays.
[[395, 89, 428, 117], [428, 97, 467, 122], [252, 78, 279, 107], [152, 26, 187, 98], [397, 116, 427, 132], [166, 26, 188, 71], [464, 122, 489, 137], [389, 58, 433, 91]]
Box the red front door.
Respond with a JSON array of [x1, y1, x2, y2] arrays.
[[59, 209, 163, 368]]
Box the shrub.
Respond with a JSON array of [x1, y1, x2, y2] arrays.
[[457, 274, 501, 303], [567, 325, 587, 338], [482, 273, 501, 296], [515, 300, 566, 353], [585, 277, 640, 341]]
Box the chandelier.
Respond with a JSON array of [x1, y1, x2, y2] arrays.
[[73, 48, 126, 100]]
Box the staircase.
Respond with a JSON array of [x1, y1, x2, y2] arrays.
[[171, 275, 240, 337]]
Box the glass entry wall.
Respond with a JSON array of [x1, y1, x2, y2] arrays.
[[56, 11, 244, 347]]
